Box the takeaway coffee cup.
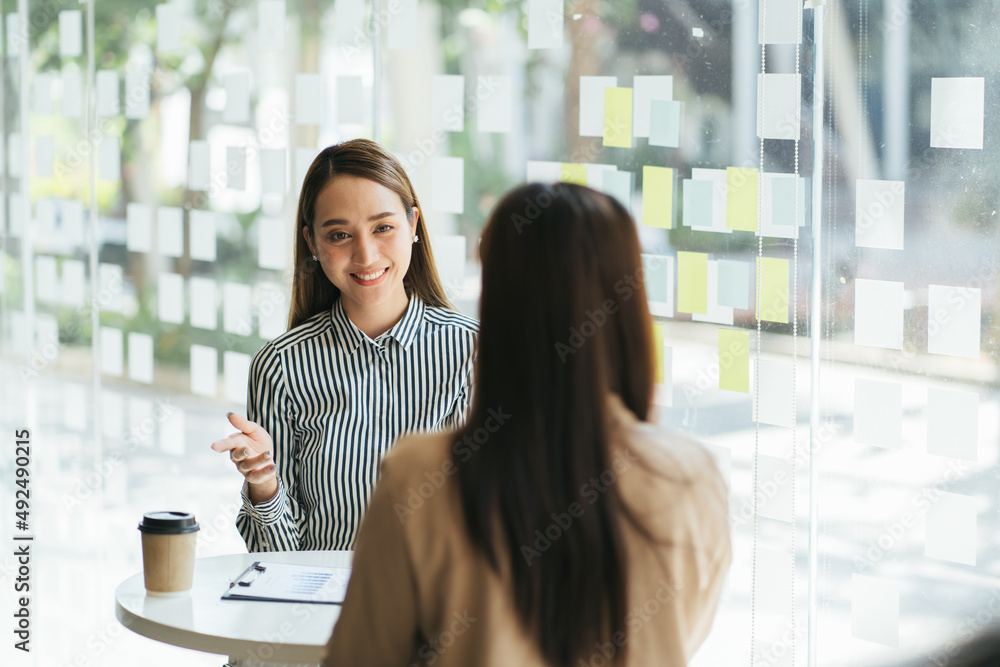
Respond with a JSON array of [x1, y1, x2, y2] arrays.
[[138, 511, 199, 596]]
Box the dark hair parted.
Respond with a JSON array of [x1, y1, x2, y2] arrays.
[[288, 138, 452, 330], [454, 182, 656, 667]]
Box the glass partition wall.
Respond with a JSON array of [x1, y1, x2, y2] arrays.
[[0, 1, 996, 665]]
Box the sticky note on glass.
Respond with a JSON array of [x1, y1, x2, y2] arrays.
[[560, 163, 587, 185], [59, 11, 83, 57], [156, 3, 181, 52], [100, 137, 121, 181], [432, 157, 464, 214], [224, 283, 253, 336], [387, 0, 418, 50], [927, 285, 980, 359], [528, 0, 563, 49], [225, 352, 252, 405], [603, 88, 633, 148], [649, 100, 682, 148], [717, 259, 750, 310], [33, 74, 53, 115], [128, 332, 154, 384], [432, 75, 465, 132], [190, 345, 218, 397], [261, 148, 286, 196], [726, 167, 757, 231], [258, 1, 285, 50], [692, 261, 734, 326], [642, 166, 672, 229], [295, 73, 322, 125], [642, 254, 673, 318], [854, 278, 903, 349], [852, 575, 899, 647], [718, 328, 749, 393], [35, 255, 57, 303], [756, 257, 789, 323], [189, 210, 217, 261], [127, 203, 153, 252], [158, 273, 185, 324], [96, 70, 119, 117], [856, 179, 904, 249], [334, 0, 365, 45], [101, 327, 124, 377], [757, 73, 800, 140], [62, 71, 82, 118], [527, 160, 561, 182], [926, 492, 976, 566], [35, 136, 53, 178], [337, 75, 364, 124], [579, 76, 617, 137], [759, 0, 801, 44], [258, 216, 289, 270], [99, 263, 124, 313], [125, 65, 150, 119], [477, 75, 512, 133], [930, 77, 984, 150], [854, 378, 902, 449], [157, 206, 184, 257], [601, 170, 633, 211], [760, 173, 806, 238], [927, 388, 978, 461], [677, 251, 707, 314], [632, 75, 672, 138], [188, 140, 210, 191], [682, 178, 714, 229], [754, 546, 792, 611], [36, 199, 56, 239], [756, 360, 793, 427], [190, 277, 218, 330], [61, 199, 84, 248], [224, 72, 250, 123], [227, 146, 246, 190], [60, 259, 85, 307]]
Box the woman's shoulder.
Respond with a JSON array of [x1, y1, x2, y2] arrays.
[[421, 302, 480, 337], [256, 310, 332, 355]]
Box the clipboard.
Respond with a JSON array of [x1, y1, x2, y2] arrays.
[[221, 561, 352, 605]]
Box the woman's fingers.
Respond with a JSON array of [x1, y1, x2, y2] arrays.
[[246, 462, 277, 485], [236, 450, 272, 474]]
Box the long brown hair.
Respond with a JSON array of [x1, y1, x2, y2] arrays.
[[288, 138, 452, 330], [455, 182, 656, 666]]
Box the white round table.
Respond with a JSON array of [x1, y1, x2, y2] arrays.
[[115, 551, 352, 666]]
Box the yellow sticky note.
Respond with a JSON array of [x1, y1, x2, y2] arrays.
[[561, 163, 587, 185], [727, 167, 758, 232], [603, 87, 633, 148], [757, 257, 790, 323], [676, 251, 707, 314], [653, 323, 664, 384], [719, 328, 750, 393], [642, 166, 673, 229]]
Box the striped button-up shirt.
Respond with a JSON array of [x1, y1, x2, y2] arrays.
[[236, 295, 478, 551]]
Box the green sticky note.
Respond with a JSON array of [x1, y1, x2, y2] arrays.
[[560, 163, 588, 185], [649, 100, 682, 148], [642, 166, 673, 229], [727, 167, 758, 232], [719, 328, 750, 393], [756, 257, 789, 323], [653, 323, 664, 384], [603, 87, 633, 148], [677, 251, 708, 314]]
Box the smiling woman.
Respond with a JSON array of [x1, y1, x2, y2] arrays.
[[211, 139, 479, 552]]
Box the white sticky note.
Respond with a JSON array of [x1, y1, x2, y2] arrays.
[[432, 75, 465, 132], [158, 407, 186, 456], [99, 263, 124, 313], [127, 332, 154, 384], [227, 146, 246, 190], [927, 285, 980, 359], [852, 575, 899, 647], [856, 179, 904, 249], [692, 261, 735, 326], [756, 360, 793, 427], [36, 198, 56, 239], [128, 397, 155, 448], [126, 203, 153, 253], [632, 75, 672, 138], [190, 277, 218, 330], [717, 259, 750, 310], [336, 75, 364, 124], [258, 285, 288, 339], [927, 388, 978, 461], [60, 259, 85, 307], [188, 140, 210, 191], [295, 147, 318, 194], [35, 255, 58, 303], [601, 170, 634, 212], [100, 327, 124, 377], [223, 282, 253, 336], [125, 65, 151, 119], [296, 73, 322, 125], [688, 168, 731, 233], [61, 71, 82, 118], [189, 209, 217, 261], [759, 0, 802, 44], [854, 378, 902, 449], [35, 136, 53, 178], [925, 492, 977, 565], [99, 136, 121, 181], [930, 77, 984, 150], [101, 390, 124, 439], [526, 160, 562, 183], [528, 0, 563, 49], [755, 547, 793, 611], [477, 75, 511, 133], [63, 383, 87, 432], [334, 0, 366, 45], [432, 157, 464, 213], [757, 73, 800, 140], [854, 279, 903, 350], [96, 70, 119, 117], [224, 351, 251, 405], [156, 3, 181, 52], [258, 216, 289, 270], [190, 345, 218, 397], [62, 199, 84, 248], [223, 71, 250, 123], [158, 273, 185, 324], [261, 148, 286, 195], [258, 1, 285, 50], [387, 0, 418, 50], [433, 235, 466, 296], [579, 76, 617, 137], [649, 100, 682, 148], [157, 206, 184, 257], [642, 254, 673, 318], [760, 172, 806, 238], [7, 133, 20, 178], [756, 455, 793, 523], [59, 11, 83, 57], [33, 73, 53, 115]]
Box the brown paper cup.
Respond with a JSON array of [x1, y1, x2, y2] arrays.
[[141, 532, 197, 595]]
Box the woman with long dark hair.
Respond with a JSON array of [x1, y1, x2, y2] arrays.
[[212, 139, 478, 551], [323, 182, 730, 666]]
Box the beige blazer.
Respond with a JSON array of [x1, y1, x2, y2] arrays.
[[324, 395, 731, 666]]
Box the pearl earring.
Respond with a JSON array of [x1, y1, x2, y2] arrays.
[[413, 235, 419, 243], [312, 254, 318, 261]]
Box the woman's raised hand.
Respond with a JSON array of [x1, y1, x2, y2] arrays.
[[211, 412, 279, 504]]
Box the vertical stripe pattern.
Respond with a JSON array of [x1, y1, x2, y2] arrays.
[[235, 295, 478, 551]]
